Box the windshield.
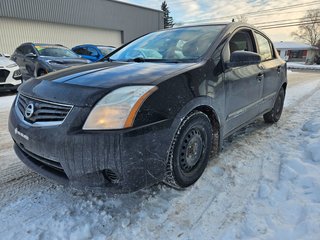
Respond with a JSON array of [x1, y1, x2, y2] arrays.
[[98, 46, 116, 56], [35, 45, 79, 58], [110, 25, 225, 62]]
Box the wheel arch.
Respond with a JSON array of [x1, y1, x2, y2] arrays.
[[194, 105, 220, 155], [169, 97, 223, 155], [282, 82, 287, 93], [37, 68, 47, 76]]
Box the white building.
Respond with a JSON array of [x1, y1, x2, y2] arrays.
[[274, 41, 318, 64], [0, 0, 164, 55]]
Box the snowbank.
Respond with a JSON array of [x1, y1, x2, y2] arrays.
[[287, 62, 320, 71]]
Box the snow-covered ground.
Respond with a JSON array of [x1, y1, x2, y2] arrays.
[[0, 71, 320, 240], [287, 62, 320, 71]]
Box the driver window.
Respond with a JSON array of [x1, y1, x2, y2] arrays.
[[229, 30, 256, 54], [87, 47, 99, 57]]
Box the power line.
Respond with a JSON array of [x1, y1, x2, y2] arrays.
[[175, 1, 320, 25], [254, 17, 318, 26], [259, 20, 319, 28], [249, 9, 313, 18], [260, 21, 320, 29]]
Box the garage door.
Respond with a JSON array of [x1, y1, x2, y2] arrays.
[[0, 17, 122, 55]]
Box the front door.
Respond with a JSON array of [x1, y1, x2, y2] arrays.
[[224, 29, 264, 134]]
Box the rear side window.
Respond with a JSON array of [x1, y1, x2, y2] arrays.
[[15, 47, 23, 55], [74, 47, 98, 56], [87, 47, 99, 56], [19, 45, 36, 55], [229, 30, 256, 53], [255, 33, 273, 61], [73, 47, 88, 55]]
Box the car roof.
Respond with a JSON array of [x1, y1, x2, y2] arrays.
[[33, 43, 67, 47], [73, 44, 116, 48], [160, 22, 260, 33], [161, 22, 270, 42]]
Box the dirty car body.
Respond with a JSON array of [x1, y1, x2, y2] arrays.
[[8, 23, 287, 193]]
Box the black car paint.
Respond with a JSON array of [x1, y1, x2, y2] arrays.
[[9, 23, 287, 193], [11, 43, 88, 79]]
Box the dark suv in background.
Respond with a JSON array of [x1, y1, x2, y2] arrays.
[[11, 43, 89, 79]]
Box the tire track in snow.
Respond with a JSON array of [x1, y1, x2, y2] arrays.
[[184, 81, 320, 238]]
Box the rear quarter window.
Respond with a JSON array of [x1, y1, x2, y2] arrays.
[[255, 32, 273, 61]]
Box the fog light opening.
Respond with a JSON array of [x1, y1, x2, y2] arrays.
[[103, 169, 119, 184]]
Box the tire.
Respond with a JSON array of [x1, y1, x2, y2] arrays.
[[165, 111, 213, 189], [37, 69, 46, 77], [263, 87, 285, 123]]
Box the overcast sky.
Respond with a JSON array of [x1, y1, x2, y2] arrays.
[[119, 0, 319, 43]]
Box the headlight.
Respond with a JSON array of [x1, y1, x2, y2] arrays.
[[6, 63, 17, 68], [13, 69, 22, 79], [83, 85, 158, 130]]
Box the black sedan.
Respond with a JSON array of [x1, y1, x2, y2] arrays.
[[9, 23, 287, 193]]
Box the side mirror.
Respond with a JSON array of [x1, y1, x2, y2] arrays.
[[25, 53, 37, 59], [227, 51, 261, 68], [4, 53, 10, 58]]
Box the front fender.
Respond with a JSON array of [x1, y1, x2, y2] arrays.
[[168, 96, 224, 151]]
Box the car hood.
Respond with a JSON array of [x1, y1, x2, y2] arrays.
[[19, 61, 197, 107], [39, 56, 89, 65], [0, 57, 15, 67]]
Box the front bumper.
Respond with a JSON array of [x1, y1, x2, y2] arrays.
[[9, 97, 174, 193]]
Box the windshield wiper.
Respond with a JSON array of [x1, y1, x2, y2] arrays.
[[127, 57, 145, 63], [99, 55, 116, 62]]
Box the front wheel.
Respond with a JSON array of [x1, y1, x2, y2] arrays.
[[37, 69, 47, 77], [164, 111, 213, 189], [263, 87, 285, 123]]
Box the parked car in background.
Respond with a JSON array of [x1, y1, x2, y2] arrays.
[[0, 56, 22, 92], [9, 23, 287, 193], [11, 43, 90, 79], [72, 44, 116, 62], [0, 53, 10, 58]]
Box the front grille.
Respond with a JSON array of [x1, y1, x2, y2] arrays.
[[0, 69, 10, 83], [17, 94, 72, 124]]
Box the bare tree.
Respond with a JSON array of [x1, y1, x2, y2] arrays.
[[236, 15, 248, 23], [291, 9, 320, 46]]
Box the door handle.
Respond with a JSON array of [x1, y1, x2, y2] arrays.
[[257, 72, 264, 82]]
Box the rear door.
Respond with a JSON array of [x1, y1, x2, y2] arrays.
[[254, 32, 284, 113], [223, 29, 264, 134]]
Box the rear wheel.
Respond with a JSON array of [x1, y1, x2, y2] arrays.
[[165, 111, 213, 189], [263, 87, 285, 123]]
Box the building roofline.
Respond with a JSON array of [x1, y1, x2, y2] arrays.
[[108, 0, 163, 13]]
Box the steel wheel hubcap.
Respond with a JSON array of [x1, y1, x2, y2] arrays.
[[180, 129, 204, 173]]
